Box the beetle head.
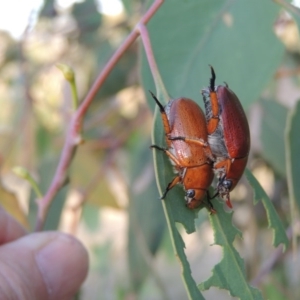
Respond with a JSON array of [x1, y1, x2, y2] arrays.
[[222, 179, 232, 190], [217, 178, 233, 208], [185, 189, 206, 209]]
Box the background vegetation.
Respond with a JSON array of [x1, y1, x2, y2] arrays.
[[0, 0, 299, 299]]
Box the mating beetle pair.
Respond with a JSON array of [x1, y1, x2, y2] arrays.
[[151, 67, 250, 212]]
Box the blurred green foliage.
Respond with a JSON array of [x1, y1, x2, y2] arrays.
[[0, 0, 299, 299]]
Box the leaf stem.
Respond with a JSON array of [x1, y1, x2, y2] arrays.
[[70, 77, 79, 110], [57, 64, 79, 109], [137, 23, 169, 101], [13, 167, 43, 199]]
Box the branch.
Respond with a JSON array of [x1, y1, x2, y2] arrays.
[[34, 0, 164, 231]]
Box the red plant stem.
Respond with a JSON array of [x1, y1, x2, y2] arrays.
[[34, 0, 164, 231]]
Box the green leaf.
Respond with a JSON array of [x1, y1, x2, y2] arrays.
[[71, 0, 102, 45], [260, 99, 288, 177], [142, 0, 284, 112], [94, 46, 136, 100], [151, 95, 207, 299], [152, 102, 200, 233], [39, 0, 57, 19], [36, 123, 52, 157], [263, 283, 286, 300], [199, 200, 263, 300], [121, 0, 140, 16], [141, 1, 285, 297], [285, 100, 300, 212], [127, 140, 167, 294], [245, 169, 289, 250]]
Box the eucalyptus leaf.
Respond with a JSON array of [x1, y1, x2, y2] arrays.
[[285, 100, 300, 212], [245, 169, 289, 250], [199, 200, 263, 300], [142, 0, 284, 112], [260, 99, 288, 177], [128, 140, 167, 294], [140, 1, 286, 298]]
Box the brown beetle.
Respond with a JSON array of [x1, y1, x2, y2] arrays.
[[201, 66, 250, 208], [150, 92, 215, 210]]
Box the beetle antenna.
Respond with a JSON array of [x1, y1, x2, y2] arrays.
[[149, 90, 165, 113], [209, 65, 216, 91]]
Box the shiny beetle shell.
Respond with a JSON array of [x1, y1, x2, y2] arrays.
[[201, 67, 250, 208], [150, 93, 215, 210]]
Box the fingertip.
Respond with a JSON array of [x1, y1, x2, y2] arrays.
[[0, 232, 88, 300], [35, 232, 89, 300], [0, 208, 27, 244]]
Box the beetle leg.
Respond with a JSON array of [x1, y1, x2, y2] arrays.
[[214, 158, 232, 176], [150, 144, 184, 166], [225, 195, 232, 209], [210, 191, 219, 199], [161, 175, 182, 199], [168, 136, 208, 147], [205, 191, 217, 214], [217, 173, 233, 209], [151, 144, 211, 168], [150, 144, 183, 199], [209, 171, 232, 208], [149, 91, 172, 136], [219, 187, 233, 209], [168, 136, 215, 161], [205, 66, 220, 135]]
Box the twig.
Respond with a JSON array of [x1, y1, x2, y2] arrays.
[[34, 0, 164, 231]]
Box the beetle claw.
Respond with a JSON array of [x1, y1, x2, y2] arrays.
[[209, 65, 216, 91], [149, 91, 165, 113], [209, 208, 217, 214], [225, 196, 233, 209], [207, 198, 216, 214], [150, 144, 167, 152]]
